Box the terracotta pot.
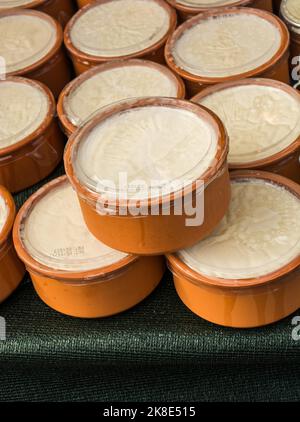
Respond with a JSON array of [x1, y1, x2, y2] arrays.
[[168, 170, 300, 328], [64, 0, 177, 75], [273, 0, 281, 14], [77, 0, 92, 6], [0, 9, 72, 98], [0, 0, 76, 28], [13, 176, 165, 318], [192, 78, 300, 183], [0, 186, 25, 303], [165, 7, 290, 97], [166, 0, 273, 22], [64, 97, 230, 255], [0, 77, 65, 193], [280, 0, 300, 80], [57, 59, 186, 137]]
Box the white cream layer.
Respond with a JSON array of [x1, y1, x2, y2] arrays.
[[179, 179, 300, 280], [199, 84, 300, 163], [75, 105, 218, 198], [284, 0, 300, 21], [0, 14, 56, 73], [0, 196, 8, 233], [70, 0, 170, 57], [64, 65, 179, 127], [22, 182, 127, 272], [0, 80, 49, 148], [176, 0, 237, 7], [172, 13, 281, 77], [0, 0, 34, 7]]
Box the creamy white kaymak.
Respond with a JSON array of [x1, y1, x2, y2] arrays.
[[74, 105, 218, 198], [175, 0, 238, 7], [199, 84, 300, 163], [64, 64, 179, 126], [70, 0, 170, 57], [172, 13, 281, 77], [0, 13, 56, 73], [0, 0, 34, 6], [21, 181, 128, 271], [0, 80, 49, 148], [179, 179, 300, 279], [0, 196, 8, 233]]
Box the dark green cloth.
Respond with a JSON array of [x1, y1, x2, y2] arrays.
[[0, 165, 299, 402]]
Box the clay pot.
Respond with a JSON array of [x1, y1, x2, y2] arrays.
[[13, 176, 165, 318], [168, 170, 300, 328], [0, 186, 25, 303], [0, 9, 72, 98], [64, 0, 177, 75], [57, 59, 186, 136], [192, 78, 300, 183], [165, 7, 290, 97], [0, 77, 65, 193], [64, 97, 230, 255]]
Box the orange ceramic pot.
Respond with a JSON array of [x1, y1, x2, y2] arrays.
[[165, 7, 290, 97], [280, 0, 300, 79], [0, 0, 76, 27], [64, 97, 230, 255], [192, 78, 300, 183], [168, 171, 300, 328], [0, 77, 65, 193], [57, 59, 186, 137], [77, 0, 92, 6], [64, 0, 177, 75], [13, 176, 165, 318], [166, 0, 273, 22], [0, 9, 72, 98], [0, 186, 25, 303]]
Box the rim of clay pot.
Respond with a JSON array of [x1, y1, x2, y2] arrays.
[[166, 0, 256, 15], [64, 96, 229, 210], [0, 0, 48, 9], [57, 59, 186, 135], [0, 185, 16, 247], [281, 0, 300, 32], [0, 8, 63, 77], [167, 170, 300, 289], [165, 7, 290, 84], [191, 78, 300, 169], [0, 76, 56, 158], [13, 175, 138, 282], [64, 0, 177, 63]]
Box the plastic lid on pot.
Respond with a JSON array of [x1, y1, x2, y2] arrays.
[[281, 0, 300, 33], [69, 0, 172, 58], [69, 98, 224, 201], [62, 60, 182, 128], [195, 79, 300, 164], [178, 178, 300, 281], [0, 10, 57, 73], [0, 78, 51, 149], [168, 9, 283, 78], [19, 177, 128, 272]]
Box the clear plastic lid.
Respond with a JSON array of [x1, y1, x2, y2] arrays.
[[72, 102, 219, 201], [281, 0, 300, 33], [172, 12, 281, 78], [0, 0, 35, 7], [0, 79, 50, 149], [0, 13, 57, 73], [199, 83, 300, 164], [70, 0, 171, 57], [175, 0, 237, 8], [178, 178, 300, 281], [20, 179, 128, 272], [64, 64, 179, 128], [0, 195, 8, 234]]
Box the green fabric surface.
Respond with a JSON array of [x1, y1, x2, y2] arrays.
[[0, 164, 299, 402]]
